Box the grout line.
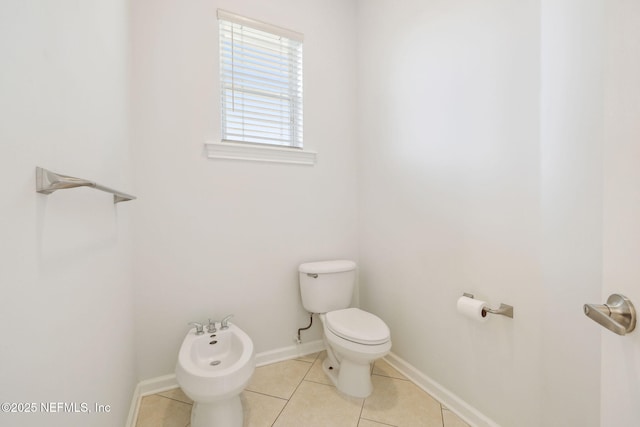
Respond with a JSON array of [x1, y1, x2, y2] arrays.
[[299, 378, 337, 391], [357, 362, 373, 426], [371, 371, 411, 381], [269, 386, 295, 427], [359, 416, 397, 426], [243, 389, 288, 402], [246, 358, 316, 400], [371, 371, 443, 408], [135, 394, 192, 427], [155, 392, 194, 406], [302, 379, 339, 390], [294, 351, 321, 364], [297, 360, 316, 388], [164, 396, 193, 406], [292, 360, 314, 365], [357, 391, 366, 425], [149, 394, 193, 406], [271, 402, 287, 427], [270, 362, 317, 427]]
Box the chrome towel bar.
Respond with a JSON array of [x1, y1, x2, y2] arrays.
[[36, 167, 136, 204]]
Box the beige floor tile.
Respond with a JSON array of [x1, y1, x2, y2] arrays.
[[135, 395, 192, 427], [304, 351, 334, 386], [157, 387, 193, 404], [241, 390, 287, 427], [246, 359, 312, 399], [295, 351, 320, 363], [361, 376, 443, 427], [359, 418, 397, 426], [443, 409, 470, 427], [136, 358, 464, 427], [274, 380, 364, 427], [372, 359, 407, 380]]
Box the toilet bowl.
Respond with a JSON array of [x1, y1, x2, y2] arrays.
[[320, 308, 391, 397], [298, 260, 392, 398]]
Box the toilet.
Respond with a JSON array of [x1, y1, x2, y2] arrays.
[[298, 260, 391, 398]]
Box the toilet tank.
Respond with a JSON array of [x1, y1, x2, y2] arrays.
[[298, 260, 356, 313]]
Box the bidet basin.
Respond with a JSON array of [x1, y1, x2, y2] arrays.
[[176, 323, 255, 427]]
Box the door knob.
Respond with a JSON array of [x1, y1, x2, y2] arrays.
[[584, 294, 636, 336]]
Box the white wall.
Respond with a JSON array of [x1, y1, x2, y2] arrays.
[[356, 0, 624, 425], [130, 0, 358, 380], [0, 1, 135, 426], [356, 1, 543, 425]]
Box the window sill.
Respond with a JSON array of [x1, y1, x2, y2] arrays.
[[204, 141, 316, 165]]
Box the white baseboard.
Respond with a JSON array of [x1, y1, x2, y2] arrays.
[[126, 342, 497, 427], [125, 382, 141, 427], [125, 374, 180, 427], [384, 352, 500, 427], [255, 339, 325, 367]]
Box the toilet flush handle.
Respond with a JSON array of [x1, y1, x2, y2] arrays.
[[307, 273, 318, 278]]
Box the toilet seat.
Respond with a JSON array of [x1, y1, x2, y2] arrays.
[[325, 308, 390, 345]]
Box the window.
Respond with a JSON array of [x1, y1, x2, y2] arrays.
[[218, 10, 303, 149]]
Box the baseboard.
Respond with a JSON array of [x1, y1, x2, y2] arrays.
[[125, 340, 324, 427], [384, 352, 500, 427], [125, 382, 141, 427], [255, 339, 325, 367], [125, 373, 180, 427]]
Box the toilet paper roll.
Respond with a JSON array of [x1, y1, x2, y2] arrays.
[[457, 296, 489, 322]]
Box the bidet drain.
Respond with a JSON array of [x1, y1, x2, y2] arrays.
[[210, 360, 221, 366]]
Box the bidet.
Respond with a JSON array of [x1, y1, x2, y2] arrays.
[[175, 321, 255, 427]]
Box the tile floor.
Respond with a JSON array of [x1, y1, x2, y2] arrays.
[[135, 352, 470, 427]]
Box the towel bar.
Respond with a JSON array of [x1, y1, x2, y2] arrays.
[[36, 167, 136, 204]]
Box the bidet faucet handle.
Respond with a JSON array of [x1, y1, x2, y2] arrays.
[[207, 318, 217, 333], [188, 322, 204, 335], [221, 314, 234, 330]]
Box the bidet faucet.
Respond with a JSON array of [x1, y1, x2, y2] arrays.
[[221, 314, 234, 330], [188, 322, 204, 335], [207, 318, 217, 333]]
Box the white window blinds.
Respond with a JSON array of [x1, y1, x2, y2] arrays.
[[218, 10, 303, 148]]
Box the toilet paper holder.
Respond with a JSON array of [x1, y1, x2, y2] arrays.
[[463, 293, 514, 319]]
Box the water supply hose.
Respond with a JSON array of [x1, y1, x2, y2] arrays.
[[296, 313, 313, 343]]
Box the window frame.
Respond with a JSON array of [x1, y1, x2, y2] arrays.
[[219, 14, 302, 147], [207, 10, 314, 164]]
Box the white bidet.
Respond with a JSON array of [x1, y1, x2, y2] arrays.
[[175, 322, 255, 427]]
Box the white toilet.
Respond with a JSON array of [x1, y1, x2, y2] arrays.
[[299, 260, 391, 398]]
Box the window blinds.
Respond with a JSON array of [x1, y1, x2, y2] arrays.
[[218, 10, 303, 148]]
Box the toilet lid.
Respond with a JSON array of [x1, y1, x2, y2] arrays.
[[326, 308, 390, 345]]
